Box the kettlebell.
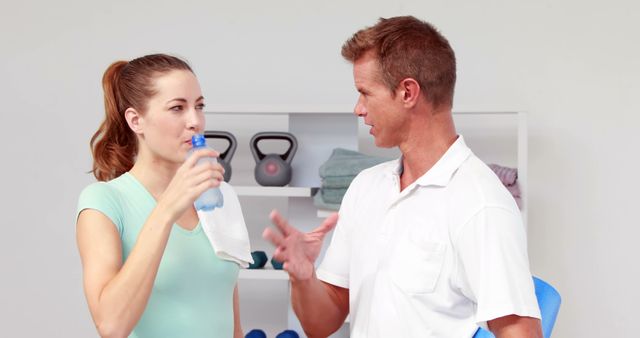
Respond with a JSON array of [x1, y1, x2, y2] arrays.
[[204, 130, 237, 182], [250, 132, 298, 187]]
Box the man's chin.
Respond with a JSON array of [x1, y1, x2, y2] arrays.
[[373, 139, 394, 149]]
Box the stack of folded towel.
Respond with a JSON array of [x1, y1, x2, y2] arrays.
[[314, 148, 390, 210], [487, 163, 522, 209]]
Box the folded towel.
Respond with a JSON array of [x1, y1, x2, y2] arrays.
[[197, 182, 253, 268], [488, 163, 518, 186], [322, 175, 356, 189], [321, 187, 349, 204], [505, 182, 522, 209], [313, 190, 340, 211], [319, 148, 390, 178]]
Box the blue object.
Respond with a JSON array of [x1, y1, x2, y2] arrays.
[[245, 329, 266, 338], [275, 329, 300, 338], [189, 134, 224, 211], [473, 276, 561, 338], [248, 251, 268, 269], [271, 256, 284, 270]]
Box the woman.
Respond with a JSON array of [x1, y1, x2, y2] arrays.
[[76, 54, 244, 338]]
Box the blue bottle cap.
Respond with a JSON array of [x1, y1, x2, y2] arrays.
[[192, 134, 206, 147]]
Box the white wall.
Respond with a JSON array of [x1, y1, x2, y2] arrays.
[[1, 0, 638, 337]]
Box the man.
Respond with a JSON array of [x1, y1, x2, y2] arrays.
[[263, 16, 542, 338]]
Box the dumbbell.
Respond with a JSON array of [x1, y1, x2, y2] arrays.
[[276, 329, 300, 338], [245, 329, 266, 338], [271, 256, 284, 270], [248, 251, 268, 269]]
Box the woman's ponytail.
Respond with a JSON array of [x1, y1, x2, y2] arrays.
[[90, 61, 137, 181]]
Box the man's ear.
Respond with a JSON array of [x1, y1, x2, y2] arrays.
[[125, 108, 143, 134], [397, 78, 421, 108]]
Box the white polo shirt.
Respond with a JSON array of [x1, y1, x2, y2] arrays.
[[317, 136, 540, 338]]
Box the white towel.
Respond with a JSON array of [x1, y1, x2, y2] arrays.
[[197, 182, 253, 268]]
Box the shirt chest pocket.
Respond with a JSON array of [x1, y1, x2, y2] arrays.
[[389, 239, 446, 294]]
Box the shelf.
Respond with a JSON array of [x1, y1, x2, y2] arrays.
[[239, 267, 289, 280], [234, 186, 317, 197], [205, 104, 353, 115], [317, 209, 338, 218], [205, 103, 524, 116]]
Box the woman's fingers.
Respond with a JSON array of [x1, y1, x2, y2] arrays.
[[182, 148, 218, 168]]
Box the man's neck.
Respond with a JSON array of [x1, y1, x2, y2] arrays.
[[398, 110, 457, 191]]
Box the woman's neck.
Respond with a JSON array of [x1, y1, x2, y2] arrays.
[[129, 156, 179, 201]]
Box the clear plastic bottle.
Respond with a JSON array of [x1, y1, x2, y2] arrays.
[[188, 134, 224, 211]]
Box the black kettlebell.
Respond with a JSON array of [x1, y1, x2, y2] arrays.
[[250, 132, 298, 187], [204, 130, 237, 182]]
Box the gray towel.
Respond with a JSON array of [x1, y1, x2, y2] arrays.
[[321, 188, 349, 204], [322, 175, 356, 189], [313, 191, 340, 211], [319, 148, 390, 178]]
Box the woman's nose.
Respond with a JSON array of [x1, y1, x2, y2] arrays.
[[186, 109, 204, 131]]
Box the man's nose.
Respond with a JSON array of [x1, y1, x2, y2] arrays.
[[354, 97, 366, 117]]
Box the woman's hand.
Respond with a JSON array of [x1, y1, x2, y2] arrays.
[[156, 148, 225, 221]]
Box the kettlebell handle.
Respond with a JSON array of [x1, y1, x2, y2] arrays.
[[250, 132, 298, 164], [204, 130, 237, 161]]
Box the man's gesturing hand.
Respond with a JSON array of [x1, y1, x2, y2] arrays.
[[262, 210, 339, 281]]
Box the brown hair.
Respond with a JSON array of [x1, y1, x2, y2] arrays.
[[90, 54, 193, 181], [342, 16, 456, 109]]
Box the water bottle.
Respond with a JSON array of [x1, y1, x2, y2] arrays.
[[188, 134, 224, 211]]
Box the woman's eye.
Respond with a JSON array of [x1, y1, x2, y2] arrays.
[[170, 105, 183, 112], [196, 103, 206, 111]]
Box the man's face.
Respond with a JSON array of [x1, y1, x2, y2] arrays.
[[352, 52, 407, 148]]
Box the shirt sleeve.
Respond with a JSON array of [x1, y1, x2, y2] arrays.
[[454, 206, 541, 323], [316, 177, 360, 288], [76, 182, 124, 235]]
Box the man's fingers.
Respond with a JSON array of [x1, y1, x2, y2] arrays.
[[262, 227, 285, 247], [313, 212, 339, 235], [272, 247, 288, 262], [269, 209, 294, 236]]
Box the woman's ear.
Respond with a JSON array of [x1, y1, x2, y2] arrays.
[[125, 108, 143, 134]]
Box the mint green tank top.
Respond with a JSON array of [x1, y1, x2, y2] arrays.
[[77, 173, 239, 338]]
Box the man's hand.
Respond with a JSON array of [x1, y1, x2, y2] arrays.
[[262, 210, 339, 281]]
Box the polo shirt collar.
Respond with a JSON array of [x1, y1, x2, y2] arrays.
[[389, 135, 472, 187]]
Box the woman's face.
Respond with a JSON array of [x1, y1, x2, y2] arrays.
[[138, 69, 205, 164]]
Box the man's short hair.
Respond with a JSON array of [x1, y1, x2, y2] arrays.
[[342, 16, 457, 109]]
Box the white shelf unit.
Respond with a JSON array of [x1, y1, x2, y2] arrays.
[[204, 105, 527, 338], [239, 267, 288, 280], [234, 186, 316, 197], [205, 106, 357, 338]]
